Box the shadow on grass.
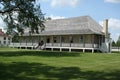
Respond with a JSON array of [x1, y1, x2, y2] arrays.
[[0, 51, 81, 57], [0, 62, 120, 80]]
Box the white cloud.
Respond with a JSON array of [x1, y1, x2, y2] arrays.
[[51, 0, 79, 7], [99, 18, 120, 30], [46, 15, 65, 20], [99, 18, 120, 41], [104, 0, 120, 3], [37, 0, 49, 2], [111, 33, 120, 42], [108, 18, 120, 29]]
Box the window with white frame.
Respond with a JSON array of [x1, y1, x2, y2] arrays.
[[4, 37, 6, 40], [4, 41, 6, 44]]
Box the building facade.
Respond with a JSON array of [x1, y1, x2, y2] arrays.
[[0, 29, 11, 46], [9, 16, 111, 53]]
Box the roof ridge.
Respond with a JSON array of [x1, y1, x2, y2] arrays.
[[46, 15, 91, 21]]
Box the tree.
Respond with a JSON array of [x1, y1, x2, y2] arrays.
[[112, 40, 116, 47], [116, 36, 120, 48], [45, 17, 52, 21], [0, 0, 45, 35]]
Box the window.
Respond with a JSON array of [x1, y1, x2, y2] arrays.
[[4, 41, 6, 44], [47, 38, 50, 43], [53, 36, 57, 43], [4, 37, 6, 40], [8, 41, 10, 44], [61, 36, 65, 43], [79, 35, 83, 43], [70, 36, 73, 43], [8, 37, 10, 40]]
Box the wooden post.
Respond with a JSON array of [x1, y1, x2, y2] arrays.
[[99, 35, 101, 48], [52, 36, 54, 46], [60, 48, 62, 52], [19, 36, 21, 49], [44, 36, 46, 49], [83, 49, 85, 53], [92, 35, 94, 48], [92, 49, 94, 53], [26, 37, 27, 49], [69, 48, 71, 52], [83, 35, 85, 48], [31, 36, 33, 47], [60, 35, 62, 47], [70, 35, 71, 47]]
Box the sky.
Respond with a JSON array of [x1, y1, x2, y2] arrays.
[[0, 0, 120, 41]]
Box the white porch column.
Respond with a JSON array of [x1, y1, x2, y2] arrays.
[[92, 49, 94, 53], [83, 49, 85, 53], [69, 35, 72, 47], [69, 48, 71, 52], [19, 37, 21, 49], [60, 48, 62, 52], [44, 36, 46, 48], [51, 48, 53, 51], [83, 35, 85, 48], [60, 36, 62, 47], [99, 35, 101, 48], [52, 36, 54, 46], [92, 35, 94, 48], [31, 36, 33, 46]]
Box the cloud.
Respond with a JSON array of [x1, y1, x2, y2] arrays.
[[51, 0, 79, 7], [108, 18, 120, 30], [99, 18, 120, 41], [99, 18, 120, 30], [104, 0, 120, 3], [46, 15, 65, 20], [111, 33, 120, 42], [38, 0, 49, 2]]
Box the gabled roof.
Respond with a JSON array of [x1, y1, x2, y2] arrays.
[[0, 29, 9, 37], [24, 16, 104, 36]]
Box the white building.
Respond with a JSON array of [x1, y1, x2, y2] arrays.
[[9, 16, 111, 53], [0, 29, 11, 46]]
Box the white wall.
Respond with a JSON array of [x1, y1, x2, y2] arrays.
[[0, 36, 11, 46]]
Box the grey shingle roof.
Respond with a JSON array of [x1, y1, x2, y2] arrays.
[[23, 16, 103, 36]]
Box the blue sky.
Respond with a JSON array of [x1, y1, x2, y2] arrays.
[[0, 0, 120, 41]]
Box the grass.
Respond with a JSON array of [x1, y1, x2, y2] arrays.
[[0, 48, 120, 80]]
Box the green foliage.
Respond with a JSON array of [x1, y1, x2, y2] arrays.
[[0, 49, 120, 80], [116, 36, 120, 47], [112, 40, 116, 47], [45, 17, 52, 21], [12, 34, 19, 42], [0, 0, 45, 35]]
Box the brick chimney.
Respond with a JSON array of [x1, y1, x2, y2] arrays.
[[103, 19, 108, 38]]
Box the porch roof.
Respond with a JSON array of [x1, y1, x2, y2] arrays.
[[23, 16, 104, 36]]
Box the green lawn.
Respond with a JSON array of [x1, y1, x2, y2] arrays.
[[0, 48, 120, 80]]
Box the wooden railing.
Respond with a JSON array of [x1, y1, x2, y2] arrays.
[[9, 43, 99, 48]]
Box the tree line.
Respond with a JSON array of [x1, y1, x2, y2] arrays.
[[112, 36, 120, 48]]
